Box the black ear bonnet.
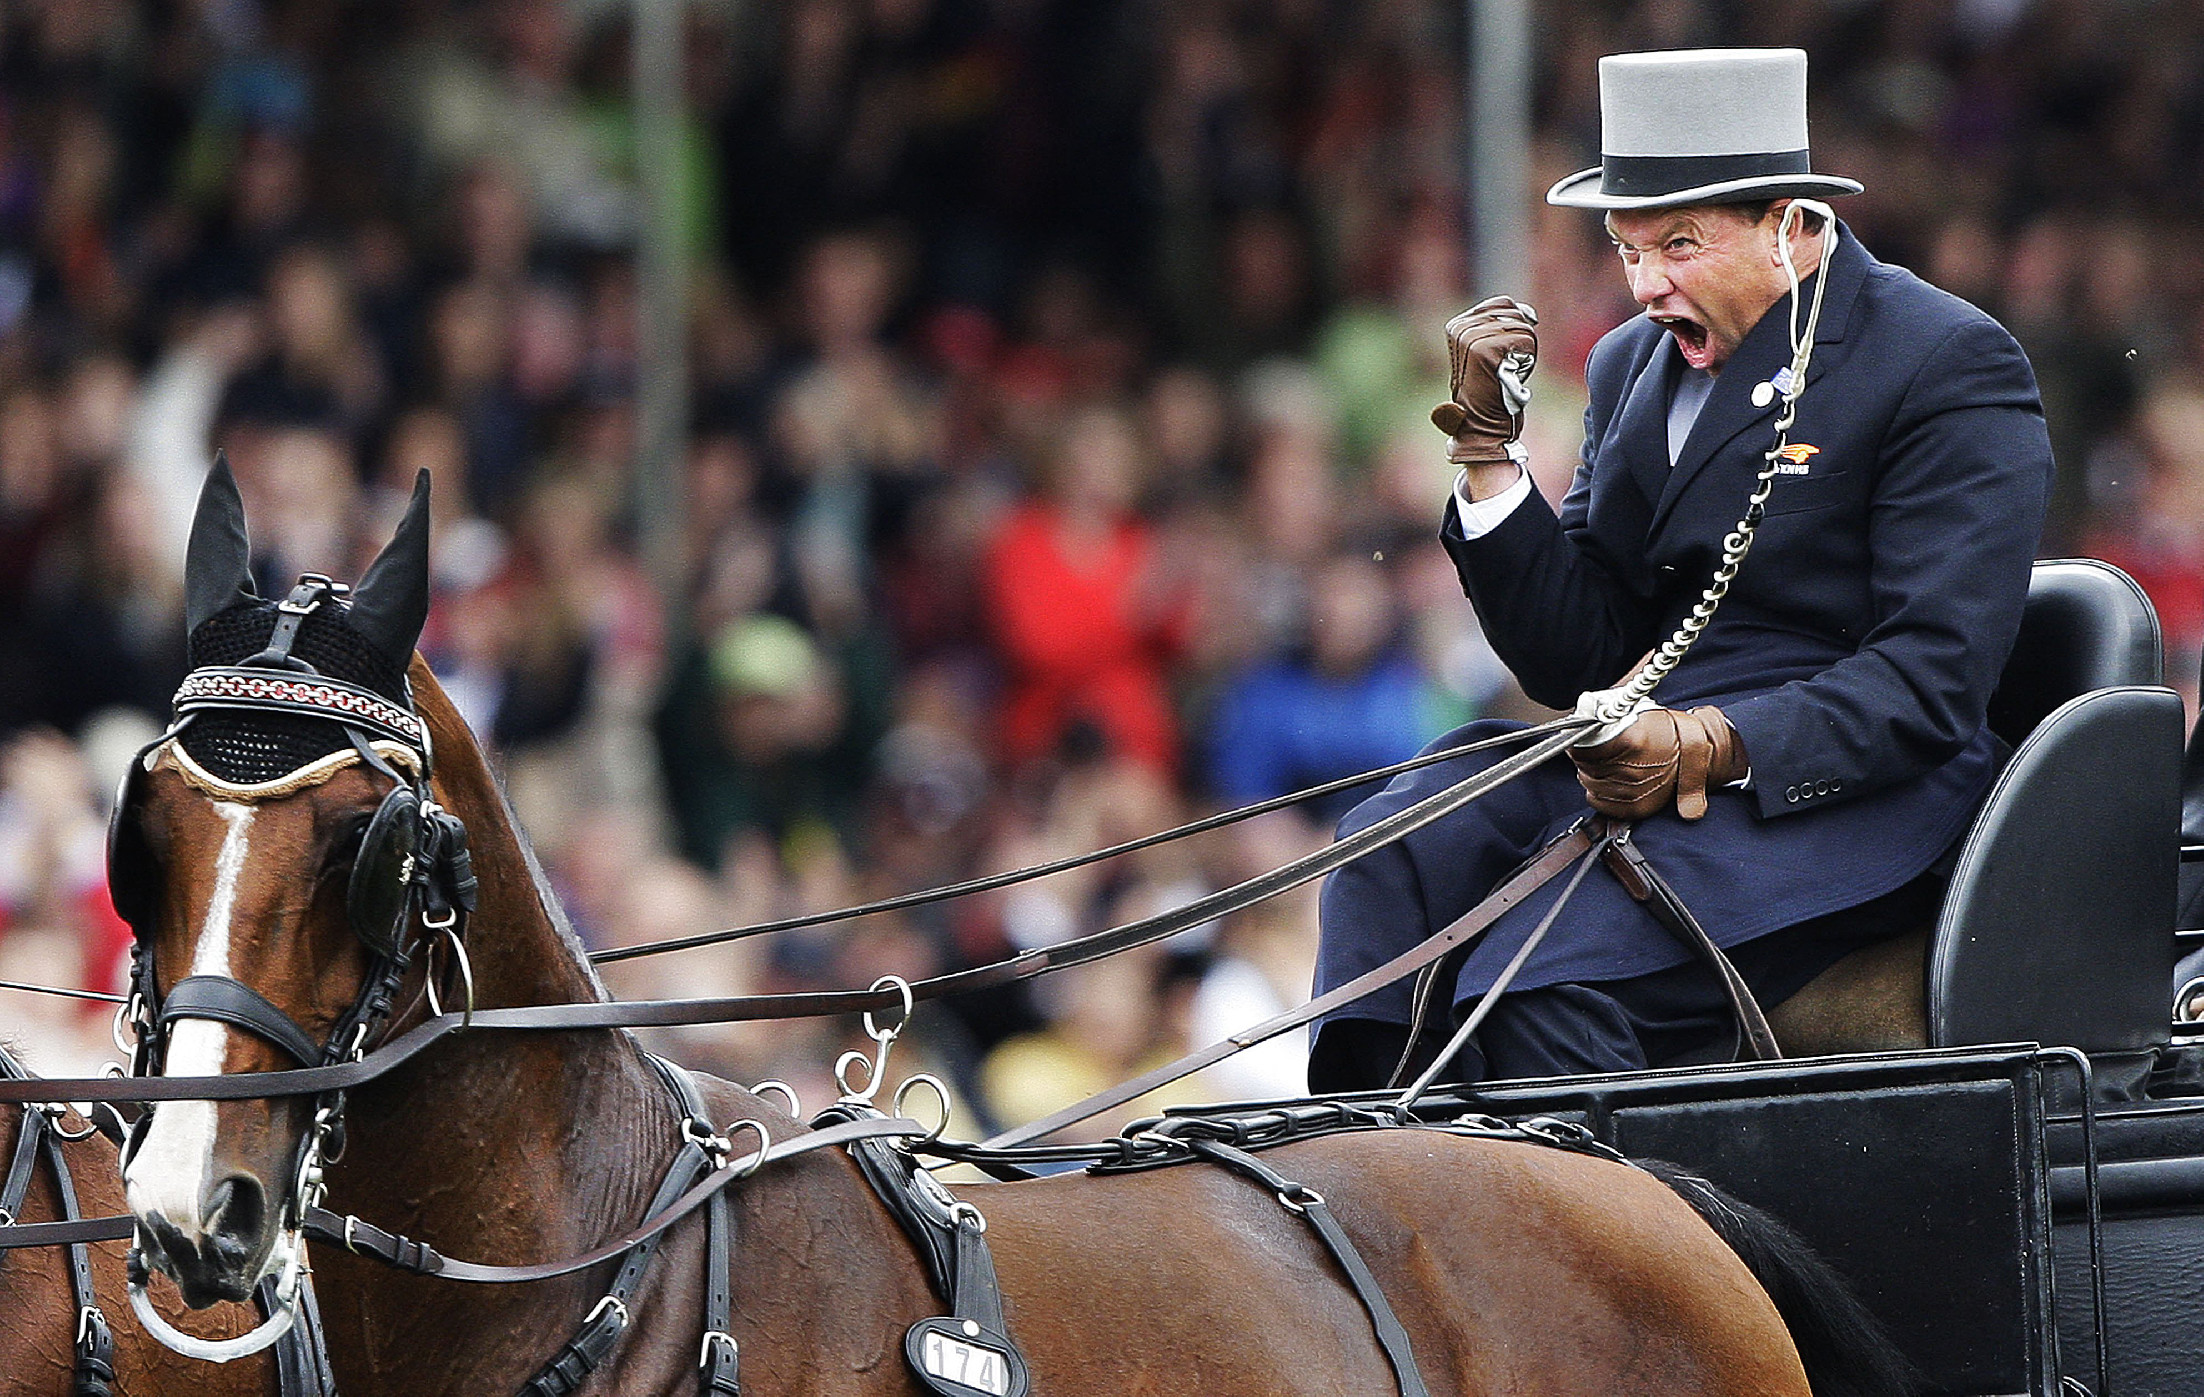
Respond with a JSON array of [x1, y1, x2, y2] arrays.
[[107, 586, 456, 965], [177, 599, 413, 785], [108, 465, 471, 988]]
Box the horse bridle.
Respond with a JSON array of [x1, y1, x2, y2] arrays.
[[106, 573, 477, 1359]]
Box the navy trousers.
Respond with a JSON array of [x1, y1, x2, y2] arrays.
[[1307, 871, 1938, 1091]]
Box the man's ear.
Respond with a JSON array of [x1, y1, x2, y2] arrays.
[[1765, 199, 1795, 264]]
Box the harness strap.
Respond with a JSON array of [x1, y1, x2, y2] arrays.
[[160, 976, 324, 1067], [2, 1103, 40, 1225], [0, 1046, 114, 1395], [295, 1115, 924, 1282], [1183, 1138, 1429, 1397], [661, 1058, 742, 1397], [520, 1057, 721, 1397], [947, 1211, 1007, 1335], [1600, 827, 1781, 1060], [700, 1185, 739, 1395], [261, 1273, 339, 1397], [0, 1206, 135, 1250], [36, 1121, 116, 1397], [520, 1299, 628, 1397]]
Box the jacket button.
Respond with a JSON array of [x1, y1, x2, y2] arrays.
[[1815, 780, 1830, 796], [1830, 779, 1842, 793], [1785, 785, 1800, 803]]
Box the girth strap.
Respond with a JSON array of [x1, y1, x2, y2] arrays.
[[160, 976, 324, 1068], [826, 1101, 1029, 1397], [1183, 1138, 1429, 1397], [828, 1104, 959, 1295]]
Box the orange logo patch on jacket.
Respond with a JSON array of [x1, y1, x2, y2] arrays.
[[1773, 442, 1820, 474]]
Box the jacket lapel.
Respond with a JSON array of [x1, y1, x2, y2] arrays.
[[1651, 222, 1872, 533], [1609, 334, 1679, 507]]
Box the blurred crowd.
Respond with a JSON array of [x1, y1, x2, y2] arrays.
[[1, 0, 2200, 1135]]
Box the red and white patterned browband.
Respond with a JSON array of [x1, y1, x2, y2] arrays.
[[173, 668, 426, 751]]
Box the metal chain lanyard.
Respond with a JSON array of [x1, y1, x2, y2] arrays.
[[1576, 198, 1839, 740]]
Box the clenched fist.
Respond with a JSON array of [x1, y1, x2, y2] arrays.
[[1571, 705, 1747, 821], [1431, 296, 1538, 466]]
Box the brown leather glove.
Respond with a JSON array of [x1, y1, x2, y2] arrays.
[[1572, 705, 1748, 821], [1430, 296, 1538, 465]]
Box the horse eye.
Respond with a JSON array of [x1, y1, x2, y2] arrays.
[[320, 814, 372, 882]]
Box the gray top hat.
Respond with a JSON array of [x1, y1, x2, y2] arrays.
[[1547, 48, 1863, 210]]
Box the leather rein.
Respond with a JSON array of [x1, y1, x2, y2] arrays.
[[0, 717, 1599, 1110]]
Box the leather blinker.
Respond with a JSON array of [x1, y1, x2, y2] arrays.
[[105, 749, 158, 936], [348, 784, 423, 960]]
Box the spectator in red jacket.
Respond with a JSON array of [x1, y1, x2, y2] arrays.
[[982, 406, 1190, 775]]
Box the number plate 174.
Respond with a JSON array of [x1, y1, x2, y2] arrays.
[[904, 1316, 1030, 1397]]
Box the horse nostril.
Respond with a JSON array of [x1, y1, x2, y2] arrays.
[[203, 1173, 267, 1262]]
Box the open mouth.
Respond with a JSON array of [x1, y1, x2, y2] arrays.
[[1654, 315, 1714, 369]]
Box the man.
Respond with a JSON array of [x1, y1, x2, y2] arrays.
[[1310, 49, 2052, 1090]]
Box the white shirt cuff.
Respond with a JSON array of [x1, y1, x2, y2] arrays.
[[1451, 466, 1533, 539]]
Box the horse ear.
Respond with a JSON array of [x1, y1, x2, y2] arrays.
[[184, 451, 259, 634], [348, 469, 433, 670]]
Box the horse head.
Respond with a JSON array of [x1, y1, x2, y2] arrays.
[[116, 458, 447, 1308]]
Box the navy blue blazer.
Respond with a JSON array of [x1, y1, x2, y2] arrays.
[[1454, 223, 2049, 805], [1396, 224, 2054, 988]]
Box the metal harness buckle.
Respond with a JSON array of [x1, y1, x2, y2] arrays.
[[1275, 1183, 1325, 1216], [277, 574, 348, 615], [584, 1294, 629, 1328], [683, 1116, 734, 1168]]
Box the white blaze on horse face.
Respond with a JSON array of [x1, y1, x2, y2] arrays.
[[124, 800, 256, 1237]]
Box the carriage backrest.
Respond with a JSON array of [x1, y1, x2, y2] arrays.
[[1984, 558, 2162, 745], [1930, 558, 2182, 1054], [1773, 559, 2181, 1057]]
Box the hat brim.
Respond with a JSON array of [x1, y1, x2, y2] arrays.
[[1546, 165, 1863, 210]]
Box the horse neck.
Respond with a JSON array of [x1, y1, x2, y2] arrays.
[[331, 661, 667, 1252]]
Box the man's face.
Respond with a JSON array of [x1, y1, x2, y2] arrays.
[[1606, 204, 1796, 374]]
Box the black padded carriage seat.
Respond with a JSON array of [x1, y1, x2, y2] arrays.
[[1770, 559, 2183, 1056]]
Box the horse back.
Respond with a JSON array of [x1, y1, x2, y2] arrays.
[[969, 1127, 1813, 1397]]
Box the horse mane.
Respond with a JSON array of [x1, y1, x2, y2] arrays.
[[405, 654, 613, 1006]]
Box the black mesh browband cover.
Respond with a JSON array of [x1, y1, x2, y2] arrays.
[[178, 599, 416, 784]]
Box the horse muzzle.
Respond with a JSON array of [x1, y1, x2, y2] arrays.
[[131, 1170, 274, 1307]]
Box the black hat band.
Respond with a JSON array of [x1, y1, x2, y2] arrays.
[[1600, 149, 1813, 198]]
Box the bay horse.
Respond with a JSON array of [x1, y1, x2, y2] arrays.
[[0, 1045, 274, 1395], [111, 464, 1906, 1395]]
